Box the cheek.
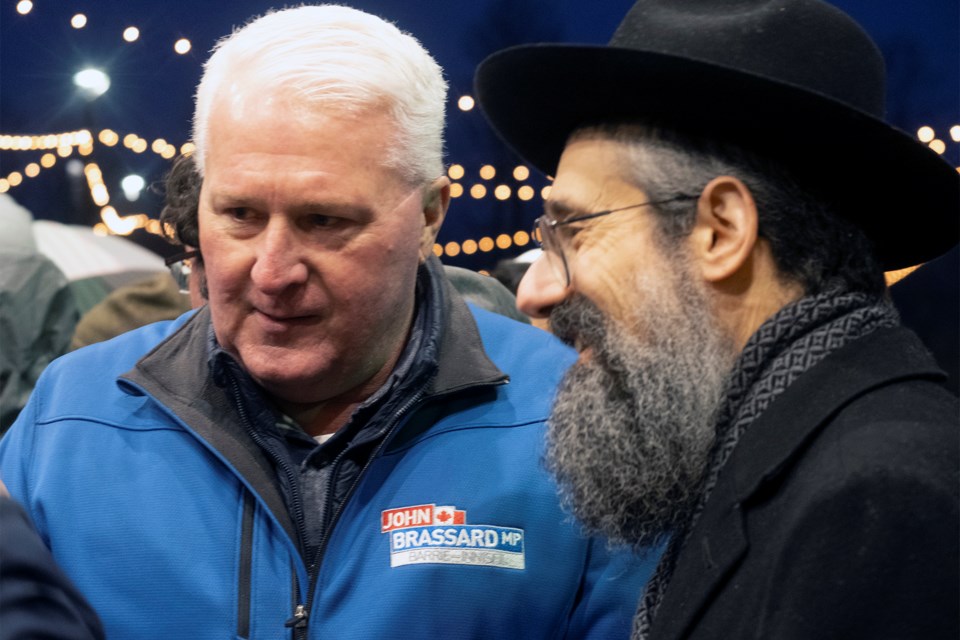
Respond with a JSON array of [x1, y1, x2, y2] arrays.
[[362, 216, 425, 271], [572, 247, 632, 316], [198, 241, 247, 299]]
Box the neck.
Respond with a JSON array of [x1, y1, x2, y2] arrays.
[[274, 363, 396, 438], [711, 244, 805, 352], [281, 401, 360, 438]]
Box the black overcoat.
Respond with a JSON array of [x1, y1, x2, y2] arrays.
[[650, 326, 959, 640]]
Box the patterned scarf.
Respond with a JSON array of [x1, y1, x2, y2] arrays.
[[633, 287, 900, 639]]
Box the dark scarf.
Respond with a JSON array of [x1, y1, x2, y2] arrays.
[[634, 288, 900, 639]]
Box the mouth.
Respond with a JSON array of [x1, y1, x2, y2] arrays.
[[253, 308, 316, 330]]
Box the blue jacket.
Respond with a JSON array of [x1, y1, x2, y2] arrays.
[[0, 271, 656, 639]]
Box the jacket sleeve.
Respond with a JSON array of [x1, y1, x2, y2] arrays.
[[757, 470, 959, 639], [0, 496, 105, 640], [564, 535, 660, 638]]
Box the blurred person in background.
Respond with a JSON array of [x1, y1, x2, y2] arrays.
[[0, 5, 652, 638], [69, 271, 192, 350], [477, 0, 959, 638], [491, 247, 541, 298], [0, 195, 78, 433], [491, 248, 550, 330], [69, 155, 203, 351]]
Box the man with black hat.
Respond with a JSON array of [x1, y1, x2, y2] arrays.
[[476, 1, 959, 638]]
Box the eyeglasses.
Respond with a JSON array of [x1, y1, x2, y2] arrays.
[[531, 194, 697, 286], [164, 249, 199, 294]]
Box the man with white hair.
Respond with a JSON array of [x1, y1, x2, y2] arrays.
[[0, 6, 651, 638], [477, 0, 958, 638]]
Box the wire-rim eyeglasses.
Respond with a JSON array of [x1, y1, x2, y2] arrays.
[[530, 194, 697, 286]]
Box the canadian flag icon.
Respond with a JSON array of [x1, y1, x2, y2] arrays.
[[433, 505, 466, 525]]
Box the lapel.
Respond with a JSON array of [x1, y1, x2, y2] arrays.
[[650, 327, 944, 640], [123, 307, 298, 543]]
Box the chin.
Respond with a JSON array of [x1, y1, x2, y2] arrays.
[[240, 350, 326, 393]]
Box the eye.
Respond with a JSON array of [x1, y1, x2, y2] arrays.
[[306, 213, 334, 228], [226, 207, 253, 221], [556, 220, 584, 242]]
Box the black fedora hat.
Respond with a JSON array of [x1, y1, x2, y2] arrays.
[[475, 0, 959, 270]]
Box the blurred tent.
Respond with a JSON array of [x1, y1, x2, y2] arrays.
[[31, 220, 166, 314], [32, 220, 165, 281]]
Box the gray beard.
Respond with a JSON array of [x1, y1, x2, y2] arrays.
[[545, 271, 735, 549]]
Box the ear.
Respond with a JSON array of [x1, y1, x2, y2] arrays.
[[418, 176, 450, 262], [686, 176, 758, 283]]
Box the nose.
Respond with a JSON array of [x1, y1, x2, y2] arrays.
[[516, 254, 570, 320], [250, 220, 309, 293]]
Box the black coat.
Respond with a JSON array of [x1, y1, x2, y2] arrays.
[[650, 327, 959, 640]]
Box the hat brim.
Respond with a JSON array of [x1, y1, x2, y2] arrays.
[[475, 44, 959, 270]]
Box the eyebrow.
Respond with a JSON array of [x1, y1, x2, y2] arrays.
[[208, 193, 375, 220], [543, 198, 585, 222]]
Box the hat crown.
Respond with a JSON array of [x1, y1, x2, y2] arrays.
[[610, 0, 886, 117]]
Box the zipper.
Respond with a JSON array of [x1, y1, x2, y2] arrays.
[[284, 561, 306, 633], [236, 490, 255, 638], [230, 364, 505, 639], [297, 383, 433, 639], [226, 374, 312, 639], [283, 444, 349, 640], [227, 375, 311, 551], [285, 604, 309, 633]]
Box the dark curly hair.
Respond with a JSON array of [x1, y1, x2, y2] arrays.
[[159, 153, 203, 251]]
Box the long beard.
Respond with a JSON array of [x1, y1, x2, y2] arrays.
[[545, 271, 735, 549]]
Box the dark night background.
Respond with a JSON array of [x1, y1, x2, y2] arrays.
[[1, 0, 957, 269], [1, 0, 956, 390]]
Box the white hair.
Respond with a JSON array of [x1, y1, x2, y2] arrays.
[[192, 4, 447, 184]]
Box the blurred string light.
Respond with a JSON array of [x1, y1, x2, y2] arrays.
[[174, 38, 192, 54], [1, 93, 957, 254], [0, 130, 91, 150], [433, 231, 532, 259], [71, 14, 87, 29], [84, 163, 110, 206], [16, 1, 32, 15], [0, 128, 177, 201], [123, 27, 140, 42], [6, 121, 953, 259], [98, 206, 144, 236]]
